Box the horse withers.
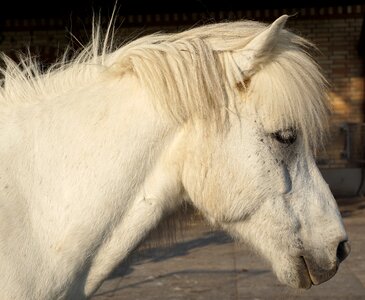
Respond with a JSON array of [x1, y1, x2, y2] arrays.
[[0, 15, 349, 299]]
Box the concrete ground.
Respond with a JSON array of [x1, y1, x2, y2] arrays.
[[92, 197, 365, 299]]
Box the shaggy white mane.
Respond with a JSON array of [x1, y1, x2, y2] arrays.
[[0, 18, 329, 148]]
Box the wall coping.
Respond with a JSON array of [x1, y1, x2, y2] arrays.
[[1, 4, 364, 31]]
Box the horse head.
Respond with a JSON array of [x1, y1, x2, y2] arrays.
[[179, 15, 350, 288]]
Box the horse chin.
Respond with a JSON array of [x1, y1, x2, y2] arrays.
[[275, 256, 313, 289]]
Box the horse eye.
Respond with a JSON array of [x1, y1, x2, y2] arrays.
[[271, 128, 297, 145]]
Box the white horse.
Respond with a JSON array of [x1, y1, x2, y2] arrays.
[[0, 15, 350, 299]]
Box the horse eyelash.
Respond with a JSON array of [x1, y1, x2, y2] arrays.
[[271, 128, 297, 145]]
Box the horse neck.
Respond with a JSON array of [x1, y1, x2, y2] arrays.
[[0, 74, 183, 298]]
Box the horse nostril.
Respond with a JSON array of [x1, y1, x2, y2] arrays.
[[337, 240, 351, 263]]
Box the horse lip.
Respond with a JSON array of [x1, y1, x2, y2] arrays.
[[301, 256, 315, 286]]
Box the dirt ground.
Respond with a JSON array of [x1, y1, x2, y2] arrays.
[[92, 197, 365, 300]]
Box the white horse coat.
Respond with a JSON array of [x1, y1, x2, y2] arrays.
[[0, 15, 349, 299]]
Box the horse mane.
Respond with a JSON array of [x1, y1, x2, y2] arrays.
[[0, 18, 329, 149]]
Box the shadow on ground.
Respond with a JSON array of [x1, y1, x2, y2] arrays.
[[109, 230, 232, 279]]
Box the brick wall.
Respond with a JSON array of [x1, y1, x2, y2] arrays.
[[0, 5, 364, 168], [287, 17, 364, 167]]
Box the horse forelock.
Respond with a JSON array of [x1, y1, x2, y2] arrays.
[[0, 18, 329, 149]]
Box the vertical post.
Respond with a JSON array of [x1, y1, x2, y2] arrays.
[[340, 123, 351, 160]]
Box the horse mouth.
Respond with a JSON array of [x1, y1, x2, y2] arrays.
[[300, 256, 338, 288]]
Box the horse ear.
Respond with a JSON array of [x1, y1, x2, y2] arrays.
[[232, 14, 288, 79]]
